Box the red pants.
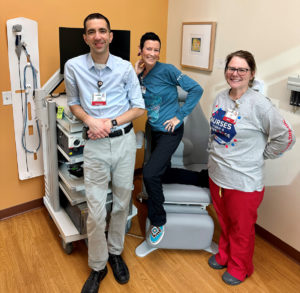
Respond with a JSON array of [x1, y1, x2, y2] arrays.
[[209, 178, 264, 281]]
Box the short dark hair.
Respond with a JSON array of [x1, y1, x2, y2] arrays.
[[83, 13, 111, 34], [225, 50, 256, 87], [139, 32, 161, 50]]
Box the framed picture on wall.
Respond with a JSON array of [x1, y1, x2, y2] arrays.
[[181, 22, 216, 71]]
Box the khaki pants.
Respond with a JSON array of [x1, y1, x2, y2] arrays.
[[83, 129, 136, 271]]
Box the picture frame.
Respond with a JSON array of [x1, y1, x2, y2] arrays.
[[181, 22, 216, 71]]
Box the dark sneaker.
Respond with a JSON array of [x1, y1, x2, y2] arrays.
[[149, 225, 165, 245], [208, 255, 226, 270], [222, 271, 242, 285], [108, 254, 129, 284], [81, 266, 107, 293]]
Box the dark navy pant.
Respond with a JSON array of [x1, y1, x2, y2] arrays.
[[143, 124, 184, 226]]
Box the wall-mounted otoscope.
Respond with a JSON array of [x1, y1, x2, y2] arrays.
[[11, 23, 41, 154], [12, 24, 22, 60]]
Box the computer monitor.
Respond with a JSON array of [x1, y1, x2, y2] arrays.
[[59, 27, 130, 74]]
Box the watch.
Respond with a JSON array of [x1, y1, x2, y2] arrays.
[[111, 119, 118, 127]]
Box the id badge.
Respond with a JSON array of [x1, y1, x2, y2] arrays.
[[141, 86, 146, 94], [223, 109, 238, 124], [92, 92, 107, 106]]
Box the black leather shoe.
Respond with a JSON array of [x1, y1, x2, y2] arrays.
[[222, 271, 242, 285], [208, 255, 226, 270], [81, 266, 108, 293], [108, 253, 129, 284]]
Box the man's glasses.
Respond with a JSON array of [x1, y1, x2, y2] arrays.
[[226, 67, 250, 75]]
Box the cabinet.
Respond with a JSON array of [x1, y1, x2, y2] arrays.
[[40, 95, 137, 254]]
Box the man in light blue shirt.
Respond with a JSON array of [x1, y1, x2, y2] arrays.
[[64, 13, 145, 293]]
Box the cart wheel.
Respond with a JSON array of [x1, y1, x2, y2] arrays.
[[125, 220, 132, 233], [61, 239, 73, 254]]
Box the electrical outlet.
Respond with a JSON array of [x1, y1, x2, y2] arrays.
[[2, 91, 12, 105]]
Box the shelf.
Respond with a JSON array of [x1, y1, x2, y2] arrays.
[[56, 115, 84, 133], [58, 163, 84, 192], [58, 165, 113, 199], [57, 145, 84, 163], [59, 181, 86, 206], [43, 196, 86, 243], [54, 95, 76, 122]]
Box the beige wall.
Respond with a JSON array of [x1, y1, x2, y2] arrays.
[[0, 0, 169, 210], [167, 0, 300, 251]]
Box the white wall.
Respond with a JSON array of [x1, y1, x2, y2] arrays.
[[166, 0, 300, 251]]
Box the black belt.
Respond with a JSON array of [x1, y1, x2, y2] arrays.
[[83, 123, 133, 140], [109, 123, 133, 138]]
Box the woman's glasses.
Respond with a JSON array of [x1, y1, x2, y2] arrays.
[[226, 67, 250, 75]]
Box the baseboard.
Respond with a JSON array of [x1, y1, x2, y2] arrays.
[[0, 198, 44, 220], [255, 224, 300, 264]]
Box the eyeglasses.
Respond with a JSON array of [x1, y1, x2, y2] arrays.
[[226, 67, 250, 75]]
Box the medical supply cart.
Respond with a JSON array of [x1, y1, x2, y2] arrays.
[[37, 92, 137, 254]]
